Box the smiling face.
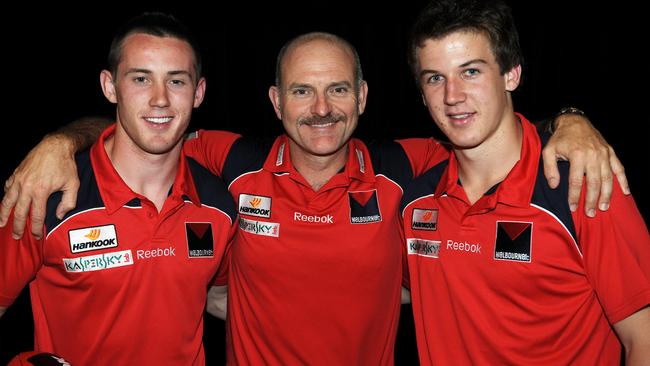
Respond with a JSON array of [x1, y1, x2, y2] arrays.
[[269, 38, 367, 162], [416, 30, 520, 151], [100, 33, 205, 156]]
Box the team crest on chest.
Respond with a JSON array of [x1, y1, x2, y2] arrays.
[[411, 208, 438, 231], [348, 190, 382, 224], [185, 222, 214, 258], [494, 221, 532, 262], [239, 193, 272, 218], [68, 224, 118, 254]]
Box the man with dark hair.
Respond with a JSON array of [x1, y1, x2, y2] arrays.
[[0, 30, 627, 365], [0, 13, 236, 365], [401, 1, 650, 364]]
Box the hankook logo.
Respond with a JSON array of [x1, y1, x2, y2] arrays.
[[412, 208, 438, 231], [69, 225, 119, 254], [239, 193, 272, 218]]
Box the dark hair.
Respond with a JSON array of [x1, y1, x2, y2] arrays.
[[275, 32, 363, 91], [107, 12, 202, 81], [408, 0, 522, 77]]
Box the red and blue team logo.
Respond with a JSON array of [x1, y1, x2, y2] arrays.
[[185, 222, 214, 258], [348, 190, 381, 224], [494, 221, 532, 262]]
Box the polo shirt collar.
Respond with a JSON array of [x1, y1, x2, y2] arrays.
[[263, 135, 376, 184], [91, 124, 201, 214], [434, 113, 540, 210]]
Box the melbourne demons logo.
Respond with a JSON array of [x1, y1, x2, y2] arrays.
[[348, 190, 382, 224], [494, 221, 533, 262]]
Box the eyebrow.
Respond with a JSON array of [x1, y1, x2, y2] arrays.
[[419, 58, 489, 78], [286, 80, 353, 89], [124, 68, 193, 78]]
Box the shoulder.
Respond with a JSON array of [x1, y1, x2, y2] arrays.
[[400, 160, 448, 214], [186, 157, 237, 223]]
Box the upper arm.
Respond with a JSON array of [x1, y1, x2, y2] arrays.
[[396, 138, 449, 178], [183, 130, 241, 176], [0, 306, 7, 318], [613, 306, 650, 363], [0, 214, 43, 307], [575, 184, 650, 323]]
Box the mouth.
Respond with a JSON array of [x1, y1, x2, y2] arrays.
[[447, 112, 475, 125], [302, 121, 337, 128], [143, 116, 174, 124]]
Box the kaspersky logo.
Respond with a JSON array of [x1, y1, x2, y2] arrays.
[[63, 249, 134, 273], [69, 224, 118, 254], [238, 217, 280, 237], [407, 238, 440, 258], [239, 193, 272, 218]]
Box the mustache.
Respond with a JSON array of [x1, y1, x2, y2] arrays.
[[298, 113, 346, 126]]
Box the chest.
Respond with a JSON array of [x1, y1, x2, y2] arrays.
[[404, 196, 584, 290], [42, 205, 227, 290], [230, 172, 404, 269]]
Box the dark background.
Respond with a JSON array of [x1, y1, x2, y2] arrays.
[[1, 1, 646, 364]]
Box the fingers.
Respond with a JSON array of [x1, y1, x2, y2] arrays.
[[596, 156, 613, 212], [581, 153, 602, 218], [608, 146, 630, 195], [0, 175, 18, 227], [56, 179, 80, 220], [30, 198, 46, 240], [566, 150, 586, 214], [541, 147, 560, 189], [11, 187, 33, 240]]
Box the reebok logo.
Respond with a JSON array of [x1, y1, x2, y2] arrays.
[[239, 193, 272, 218], [69, 225, 118, 254], [294, 212, 334, 224]]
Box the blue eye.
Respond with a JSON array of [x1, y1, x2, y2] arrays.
[[426, 74, 443, 84]]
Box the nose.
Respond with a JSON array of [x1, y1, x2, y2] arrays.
[[444, 76, 466, 105], [150, 81, 171, 108], [311, 91, 332, 116]]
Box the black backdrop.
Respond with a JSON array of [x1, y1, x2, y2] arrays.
[[1, 1, 646, 364]]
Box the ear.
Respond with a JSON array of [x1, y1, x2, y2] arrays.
[[100, 70, 118, 104], [193, 77, 206, 108], [421, 92, 427, 106], [356, 80, 368, 115], [269, 86, 282, 120], [505, 64, 522, 92]]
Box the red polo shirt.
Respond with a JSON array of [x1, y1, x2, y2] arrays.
[[0, 125, 237, 366], [185, 132, 447, 365], [400, 115, 650, 365]]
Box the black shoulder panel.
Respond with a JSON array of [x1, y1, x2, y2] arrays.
[[399, 160, 448, 214], [45, 150, 104, 235], [186, 157, 237, 224], [367, 140, 415, 190], [531, 158, 578, 243], [221, 136, 274, 186]]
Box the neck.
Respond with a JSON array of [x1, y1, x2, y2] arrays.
[[455, 113, 522, 205], [105, 131, 181, 212], [288, 140, 348, 191]]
